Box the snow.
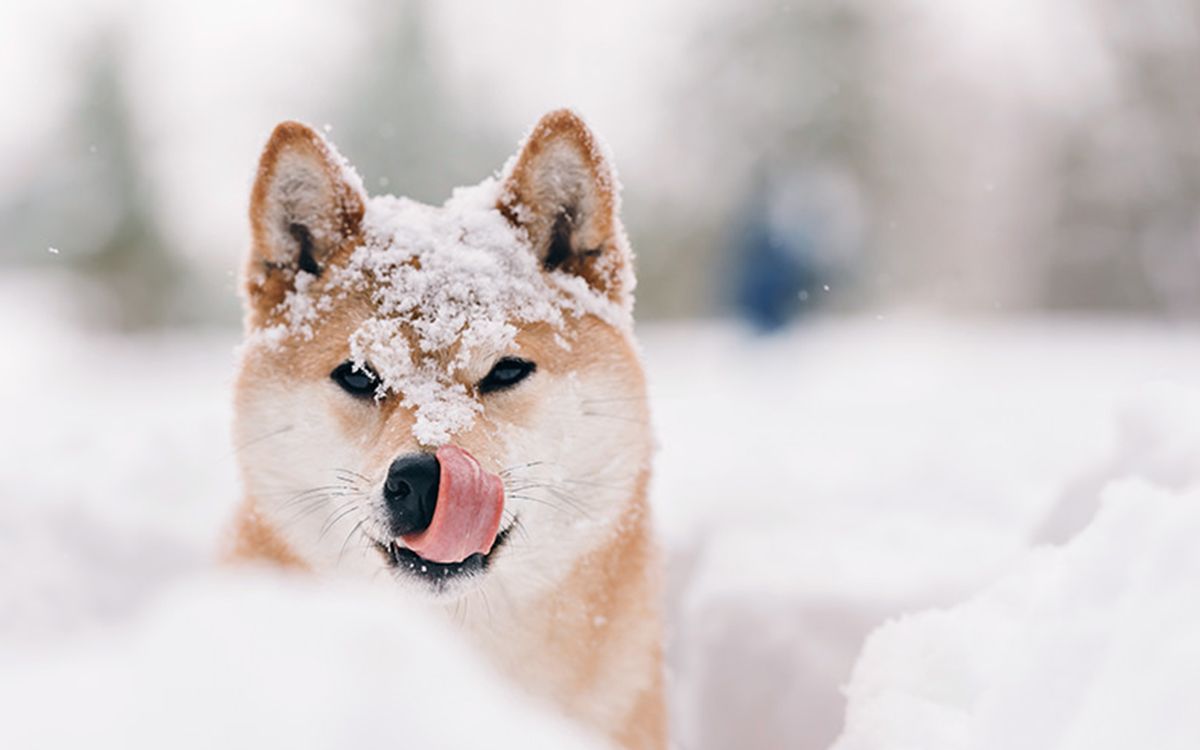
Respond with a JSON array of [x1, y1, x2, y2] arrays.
[[834, 480, 1200, 750], [645, 317, 1200, 749], [0, 574, 606, 750], [4, 276, 1200, 748]]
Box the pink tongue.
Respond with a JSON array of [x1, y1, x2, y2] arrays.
[[401, 445, 504, 564]]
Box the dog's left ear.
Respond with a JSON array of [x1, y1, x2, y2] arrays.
[[498, 110, 632, 301], [244, 121, 366, 325]]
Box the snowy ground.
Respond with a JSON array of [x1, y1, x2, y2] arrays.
[[2, 277, 1199, 748], [834, 479, 1200, 750]]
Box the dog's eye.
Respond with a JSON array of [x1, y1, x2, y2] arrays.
[[478, 357, 536, 394], [331, 361, 380, 399]]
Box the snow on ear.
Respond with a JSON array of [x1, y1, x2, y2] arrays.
[[245, 121, 365, 319], [499, 109, 633, 301]]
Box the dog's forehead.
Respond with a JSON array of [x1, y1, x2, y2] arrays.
[[259, 177, 628, 446], [334, 183, 564, 368]]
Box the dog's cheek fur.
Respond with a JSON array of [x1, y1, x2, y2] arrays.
[[232, 371, 384, 576], [481, 319, 652, 597]]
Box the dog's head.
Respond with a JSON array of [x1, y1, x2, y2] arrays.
[[233, 111, 651, 600]]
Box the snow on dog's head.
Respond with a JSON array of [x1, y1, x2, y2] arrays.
[[232, 111, 651, 600]]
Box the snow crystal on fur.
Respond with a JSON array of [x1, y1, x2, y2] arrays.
[[261, 173, 629, 445]]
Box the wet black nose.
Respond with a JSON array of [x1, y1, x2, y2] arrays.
[[383, 453, 440, 536]]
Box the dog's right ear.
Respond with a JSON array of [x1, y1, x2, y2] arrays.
[[245, 121, 365, 324], [497, 110, 632, 304]]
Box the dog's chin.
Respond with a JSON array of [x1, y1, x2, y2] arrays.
[[370, 524, 513, 597]]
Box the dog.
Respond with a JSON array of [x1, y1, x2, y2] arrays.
[[225, 110, 665, 748]]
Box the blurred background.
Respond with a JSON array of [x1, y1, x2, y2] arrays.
[[4, 1, 1200, 749], [5, 0, 1200, 328]]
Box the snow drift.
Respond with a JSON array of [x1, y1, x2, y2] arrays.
[[0, 573, 607, 749], [834, 479, 1200, 750]]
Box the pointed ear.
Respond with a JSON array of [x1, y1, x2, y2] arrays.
[[245, 121, 365, 322], [498, 110, 632, 301]]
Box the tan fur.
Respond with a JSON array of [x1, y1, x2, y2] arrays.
[[225, 110, 665, 748], [226, 500, 308, 570], [475, 483, 666, 749], [245, 121, 365, 326], [499, 110, 629, 302]]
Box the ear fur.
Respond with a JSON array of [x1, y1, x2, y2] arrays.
[[245, 121, 365, 323], [499, 109, 632, 301]]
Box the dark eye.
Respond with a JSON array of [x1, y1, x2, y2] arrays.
[[478, 357, 536, 394], [331, 361, 380, 399]]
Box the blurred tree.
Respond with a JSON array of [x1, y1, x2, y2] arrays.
[[334, 0, 510, 204], [1047, 0, 1200, 315], [0, 30, 182, 330]]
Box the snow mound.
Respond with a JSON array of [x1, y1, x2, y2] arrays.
[[1036, 381, 1200, 543], [0, 573, 607, 750], [834, 479, 1200, 750]]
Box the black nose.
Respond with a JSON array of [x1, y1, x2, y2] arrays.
[[383, 453, 440, 536]]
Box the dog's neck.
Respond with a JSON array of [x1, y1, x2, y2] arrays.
[[461, 474, 664, 747]]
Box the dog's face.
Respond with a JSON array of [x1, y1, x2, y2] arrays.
[[233, 112, 651, 602]]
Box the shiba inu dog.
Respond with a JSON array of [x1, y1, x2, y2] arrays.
[[226, 110, 664, 748]]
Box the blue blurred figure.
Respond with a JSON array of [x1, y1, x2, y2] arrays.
[[734, 194, 818, 331], [729, 164, 863, 332]]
